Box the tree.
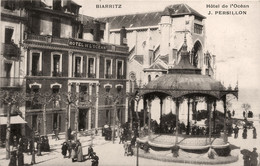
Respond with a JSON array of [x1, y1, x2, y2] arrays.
[[241, 103, 251, 118]]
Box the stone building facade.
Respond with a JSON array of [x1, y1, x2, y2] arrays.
[[99, 4, 216, 122]]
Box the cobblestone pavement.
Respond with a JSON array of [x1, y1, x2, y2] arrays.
[[0, 124, 259, 166]]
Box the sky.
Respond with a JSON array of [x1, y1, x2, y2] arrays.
[[74, 0, 260, 115]]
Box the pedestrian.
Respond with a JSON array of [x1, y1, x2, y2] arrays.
[[9, 150, 17, 166], [17, 146, 24, 166], [45, 136, 50, 152], [61, 142, 68, 158], [243, 127, 247, 139], [91, 152, 99, 166], [71, 142, 77, 162], [29, 139, 33, 155], [86, 145, 94, 160], [232, 110, 235, 117], [250, 148, 258, 166], [36, 138, 42, 156], [253, 127, 257, 139], [67, 140, 72, 158], [234, 125, 239, 139], [13, 136, 18, 150], [54, 127, 60, 140], [76, 141, 84, 162]]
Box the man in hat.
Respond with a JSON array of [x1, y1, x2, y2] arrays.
[[250, 148, 258, 166]]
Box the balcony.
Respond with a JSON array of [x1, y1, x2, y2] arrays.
[[25, 33, 129, 54], [88, 73, 96, 78], [117, 75, 125, 79], [0, 77, 24, 88], [74, 72, 83, 78], [105, 74, 113, 79], [31, 70, 43, 76], [52, 71, 63, 77], [1, 43, 20, 61]]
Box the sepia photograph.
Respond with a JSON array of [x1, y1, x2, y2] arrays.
[[0, 0, 259, 165]]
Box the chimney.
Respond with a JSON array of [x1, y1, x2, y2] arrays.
[[93, 20, 100, 42], [120, 26, 127, 46]]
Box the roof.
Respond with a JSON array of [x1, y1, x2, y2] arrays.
[[145, 63, 167, 71], [141, 74, 226, 99], [98, 4, 205, 29], [98, 12, 162, 29], [133, 55, 144, 64], [139, 37, 237, 99], [162, 4, 206, 19]]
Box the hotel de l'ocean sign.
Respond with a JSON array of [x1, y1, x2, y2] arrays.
[[68, 39, 107, 51]]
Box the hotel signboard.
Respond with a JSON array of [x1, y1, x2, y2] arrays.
[[68, 39, 107, 50]]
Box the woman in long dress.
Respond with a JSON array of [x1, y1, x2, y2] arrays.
[[77, 142, 84, 162]]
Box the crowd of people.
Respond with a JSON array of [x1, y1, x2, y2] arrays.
[[9, 134, 51, 166], [61, 139, 99, 166]]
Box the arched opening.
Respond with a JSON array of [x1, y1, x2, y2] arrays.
[[192, 41, 203, 68]]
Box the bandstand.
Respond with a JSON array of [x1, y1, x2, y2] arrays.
[[135, 36, 239, 164]]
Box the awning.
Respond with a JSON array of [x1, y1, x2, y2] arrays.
[[0, 115, 27, 125]]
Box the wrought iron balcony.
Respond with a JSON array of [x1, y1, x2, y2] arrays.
[[31, 70, 43, 76], [0, 77, 24, 88], [105, 74, 113, 79], [1, 43, 20, 61], [88, 73, 96, 78], [52, 71, 63, 77], [74, 72, 83, 78], [117, 75, 125, 79]]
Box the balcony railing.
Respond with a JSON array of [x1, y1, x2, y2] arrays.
[[105, 74, 113, 79], [74, 72, 83, 78], [88, 73, 96, 78], [31, 70, 43, 76], [52, 71, 63, 77], [25, 33, 129, 53], [117, 75, 125, 79], [1, 43, 20, 60], [0, 77, 24, 88]]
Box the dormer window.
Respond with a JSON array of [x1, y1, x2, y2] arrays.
[[194, 23, 203, 34]]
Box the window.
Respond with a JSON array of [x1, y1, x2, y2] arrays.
[[105, 59, 112, 78], [148, 75, 151, 82], [194, 24, 203, 34], [53, 0, 62, 10], [106, 110, 111, 124], [80, 84, 88, 102], [4, 63, 12, 78], [52, 53, 62, 77], [3, 0, 16, 10], [88, 58, 95, 78], [53, 113, 61, 131], [52, 18, 61, 38], [5, 28, 14, 44], [32, 115, 38, 131], [74, 56, 83, 77], [117, 60, 124, 79], [117, 109, 122, 123], [52, 86, 60, 108], [31, 52, 42, 76]]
